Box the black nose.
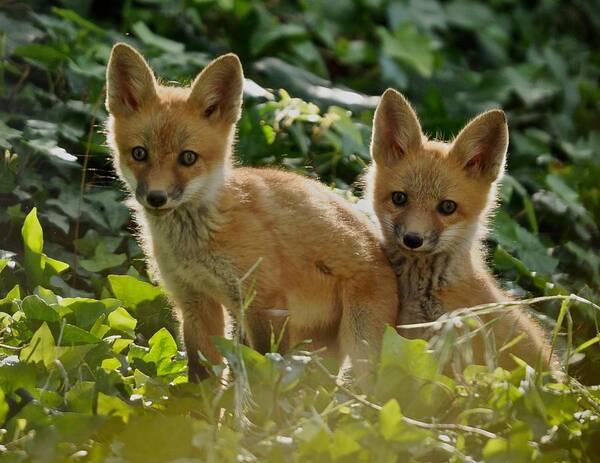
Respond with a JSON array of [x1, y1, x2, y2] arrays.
[[146, 191, 167, 208], [403, 233, 424, 249]]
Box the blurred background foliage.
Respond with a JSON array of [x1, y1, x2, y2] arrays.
[[0, 0, 599, 461]]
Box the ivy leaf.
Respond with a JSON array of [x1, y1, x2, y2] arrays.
[[0, 284, 21, 311], [79, 252, 127, 273], [329, 430, 361, 460], [107, 275, 163, 309], [97, 392, 133, 421], [65, 381, 96, 414], [144, 327, 177, 374], [493, 211, 559, 275], [380, 399, 403, 440], [132, 21, 184, 53], [21, 208, 44, 288], [22, 295, 61, 322], [377, 24, 436, 77], [0, 121, 22, 148], [20, 322, 56, 368], [108, 307, 137, 336], [61, 324, 100, 345], [0, 389, 9, 424]]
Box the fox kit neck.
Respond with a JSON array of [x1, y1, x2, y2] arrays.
[[142, 167, 231, 245], [388, 231, 485, 278], [388, 238, 483, 333]]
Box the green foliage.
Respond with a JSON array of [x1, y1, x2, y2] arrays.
[[1, 0, 599, 461]]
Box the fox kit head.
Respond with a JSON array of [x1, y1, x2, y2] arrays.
[[369, 89, 508, 255], [106, 43, 243, 215]]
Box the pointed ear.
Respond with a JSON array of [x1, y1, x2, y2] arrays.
[[106, 43, 157, 117], [187, 53, 244, 124], [371, 88, 423, 165], [449, 110, 508, 181]]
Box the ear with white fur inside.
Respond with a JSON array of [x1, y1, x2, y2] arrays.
[[449, 110, 509, 182], [187, 53, 244, 125], [371, 88, 423, 165], [106, 42, 158, 117]]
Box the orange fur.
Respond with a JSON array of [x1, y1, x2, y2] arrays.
[[106, 43, 398, 381], [367, 89, 559, 373]]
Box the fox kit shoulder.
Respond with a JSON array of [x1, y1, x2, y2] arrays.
[[105, 43, 398, 381], [368, 89, 559, 373]]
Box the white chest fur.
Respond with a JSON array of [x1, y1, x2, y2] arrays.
[[144, 206, 240, 308]]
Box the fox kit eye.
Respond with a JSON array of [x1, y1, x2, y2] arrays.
[[204, 104, 217, 118], [391, 191, 408, 206], [131, 146, 148, 161], [179, 150, 198, 166], [438, 200, 457, 215]]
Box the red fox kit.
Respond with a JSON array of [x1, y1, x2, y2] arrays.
[[368, 89, 558, 372], [105, 43, 398, 381]]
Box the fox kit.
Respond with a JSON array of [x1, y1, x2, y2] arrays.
[[368, 89, 558, 372], [105, 43, 398, 381]]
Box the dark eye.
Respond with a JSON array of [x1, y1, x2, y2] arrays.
[[131, 146, 148, 162], [204, 104, 217, 118], [391, 191, 408, 206], [179, 150, 198, 166], [438, 200, 457, 215]]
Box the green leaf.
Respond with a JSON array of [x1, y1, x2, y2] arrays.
[[0, 363, 37, 394], [65, 381, 96, 413], [375, 327, 453, 416], [22, 207, 44, 287], [445, 0, 494, 30], [21, 294, 61, 322], [380, 399, 403, 440], [60, 298, 112, 329], [0, 121, 22, 148], [0, 12, 43, 55], [0, 389, 9, 424], [41, 209, 70, 234], [493, 211, 559, 275], [14, 43, 69, 67], [97, 392, 133, 421], [483, 422, 533, 462], [0, 284, 21, 311], [546, 173, 592, 224], [108, 307, 137, 335], [44, 255, 69, 275], [329, 430, 361, 460], [251, 23, 307, 55], [51, 7, 106, 34], [20, 322, 56, 368], [61, 324, 101, 345], [108, 275, 163, 309], [113, 338, 133, 354], [118, 415, 195, 461], [80, 252, 127, 272], [377, 24, 436, 77], [75, 230, 123, 256], [132, 21, 184, 53], [144, 328, 178, 375], [55, 345, 96, 371]]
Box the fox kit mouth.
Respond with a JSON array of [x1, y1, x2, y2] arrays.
[[144, 207, 174, 217], [398, 241, 434, 254]]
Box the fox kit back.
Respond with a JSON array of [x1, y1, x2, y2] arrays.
[[106, 43, 398, 381], [368, 89, 558, 373]]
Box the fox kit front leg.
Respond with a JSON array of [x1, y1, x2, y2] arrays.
[[339, 274, 397, 381], [179, 295, 225, 382]]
